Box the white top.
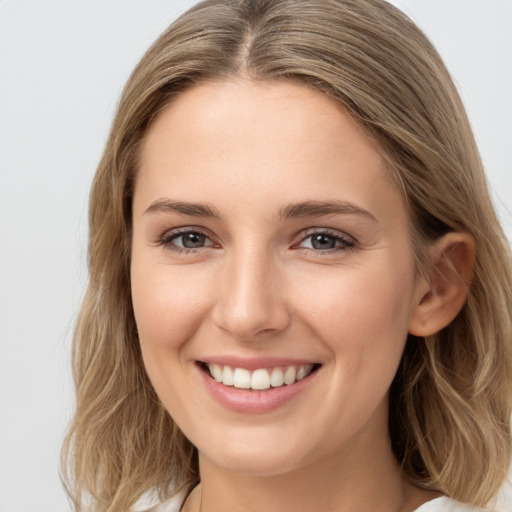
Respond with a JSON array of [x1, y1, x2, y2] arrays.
[[414, 497, 483, 512], [140, 493, 483, 512]]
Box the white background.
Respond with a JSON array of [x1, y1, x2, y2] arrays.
[[0, 1, 510, 511]]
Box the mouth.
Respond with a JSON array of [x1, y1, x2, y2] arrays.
[[198, 361, 321, 391]]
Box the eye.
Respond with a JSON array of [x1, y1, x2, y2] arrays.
[[161, 229, 216, 251], [297, 230, 355, 252]]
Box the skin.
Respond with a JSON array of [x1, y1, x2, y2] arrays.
[[131, 79, 469, 512]]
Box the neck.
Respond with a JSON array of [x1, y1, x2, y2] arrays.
[[185, 428, 435, 512]]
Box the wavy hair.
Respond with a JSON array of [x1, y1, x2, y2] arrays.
[[61, 1, 512, 510]]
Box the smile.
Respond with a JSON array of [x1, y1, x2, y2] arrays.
[[204, 363, 318, 390], [197, 359, 322, 413]]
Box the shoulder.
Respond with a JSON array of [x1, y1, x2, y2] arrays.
[[133, 488, 187, 512], [137, 494, 486, 512], [414, 497, 487, 512]]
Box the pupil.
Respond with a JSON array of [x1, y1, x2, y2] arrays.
[[312, 234, 335, 250], [183, 233, 205, 248]]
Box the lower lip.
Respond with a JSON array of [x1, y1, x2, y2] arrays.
[[198, 365, 319, 414]]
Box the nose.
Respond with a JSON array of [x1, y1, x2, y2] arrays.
[[211, 246, 290, 341]]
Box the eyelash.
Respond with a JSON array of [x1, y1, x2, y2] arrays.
[[159, 227, 218, 254], [158, 227, 356, 255], [294, 228, 356, 254]]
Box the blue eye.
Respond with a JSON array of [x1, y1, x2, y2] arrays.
[[298, 231, 354, 251]]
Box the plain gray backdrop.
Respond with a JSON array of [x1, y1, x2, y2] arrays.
[[0, 1, 511, 511]]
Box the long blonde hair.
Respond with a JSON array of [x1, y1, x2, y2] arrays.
[[62, 1, 512, 510]]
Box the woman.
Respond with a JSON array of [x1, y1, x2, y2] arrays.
[[61, 1, 512, 511]]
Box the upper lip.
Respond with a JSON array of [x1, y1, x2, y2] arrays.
[[197, 356, 320, 371]]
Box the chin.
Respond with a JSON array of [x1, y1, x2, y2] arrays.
[[195, 426, 314, 477], [204, 452, 306, 477]]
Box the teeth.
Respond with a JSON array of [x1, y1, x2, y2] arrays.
[[206, 363, 315, 390], [233, 368, 251, 389], [270, 367, 284, 387], [210, 363, 222, 382], [296, 364, 313, 381], [222, 365, 234, 386], [251, 369, 270, 390], [283, 366, 296, 385]]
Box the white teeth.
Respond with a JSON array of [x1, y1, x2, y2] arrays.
[[233, 368, 251, 389], [296, 364, 313, 381], [210, 363, 222, 382], [283, 366, 296, 385], [270, 367, 284, 387], [206, 363, 316, 390], [251, 369, 271, 390], [222, 365, 234, 386]]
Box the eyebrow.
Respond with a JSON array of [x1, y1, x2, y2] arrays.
[[144, 199, 222, 218], [279, 200, 378, 223], [144, 198, 377, 223]]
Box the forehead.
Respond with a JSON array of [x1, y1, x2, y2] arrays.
[[141, 79, 382, 169], [136, 79, 406, 226]]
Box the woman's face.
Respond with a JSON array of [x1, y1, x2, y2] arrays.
[[131, 79, 426, 476]]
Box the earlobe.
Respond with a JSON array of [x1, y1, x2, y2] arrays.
[[408, 232, 476, 337]]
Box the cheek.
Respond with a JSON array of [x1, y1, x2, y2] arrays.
[[296, 263, 414, 341], [130, 256, 215, 382], [130, 259, 213, 422], [289, 261, 416, 440], [292, 257, 416, 391]]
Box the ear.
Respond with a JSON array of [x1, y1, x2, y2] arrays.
[[408, 232, 476, 337]]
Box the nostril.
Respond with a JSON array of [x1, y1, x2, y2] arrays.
[[212, 304, 292, 341], [210, 267, 291, 340]]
